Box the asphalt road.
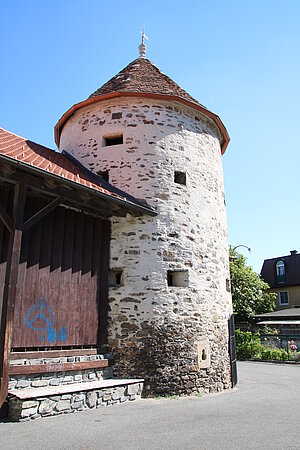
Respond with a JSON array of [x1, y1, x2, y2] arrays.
[[0, 361, 299, 450]]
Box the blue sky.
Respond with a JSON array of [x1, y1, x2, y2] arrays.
[[1, 0, 299, 272]]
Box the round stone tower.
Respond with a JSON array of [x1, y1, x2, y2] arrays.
[[55, 47, 233, 396]]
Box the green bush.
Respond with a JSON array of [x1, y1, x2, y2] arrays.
[[235, 329, 262, 360], [292, 352, 300, 362], [261, 347, 286, 361], [235, 329, 295, 362]]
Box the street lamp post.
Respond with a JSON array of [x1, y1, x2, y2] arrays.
[[232, 245, 251, 253]]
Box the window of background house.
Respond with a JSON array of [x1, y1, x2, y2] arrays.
[[276, 260, 286, 284], [279, 291, 289, 305]]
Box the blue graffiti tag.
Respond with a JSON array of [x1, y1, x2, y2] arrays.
[[25, 300, 68, 344]]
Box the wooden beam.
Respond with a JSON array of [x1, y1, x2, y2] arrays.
[[0, 183, 26, 409], [10, 348, 98, 360], [98, 220, 110, 347], [22, 197, 60, 232], [0, 200, 13, 232], [0, 169, 120, 219], [9, 359, 108, 375]]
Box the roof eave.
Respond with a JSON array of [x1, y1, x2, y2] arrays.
[[54, 92, 230, 154], [0, 153, 157, 217]]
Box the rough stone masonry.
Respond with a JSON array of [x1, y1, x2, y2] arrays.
[[57, 57, 233, 396]]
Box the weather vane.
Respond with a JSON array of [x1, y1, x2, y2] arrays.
[[139, 25, 149, 58]]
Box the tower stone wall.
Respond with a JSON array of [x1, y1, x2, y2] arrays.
[[59, 96, 233, 395]]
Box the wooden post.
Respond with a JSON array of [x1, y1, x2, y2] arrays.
[[98, 219, 110, 349], [0, 183, 26, 408]]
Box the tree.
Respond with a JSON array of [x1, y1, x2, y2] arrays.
[[229, 247, 276, 322]]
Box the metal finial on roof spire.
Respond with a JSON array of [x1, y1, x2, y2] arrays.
[[139, 25, 149, 58]]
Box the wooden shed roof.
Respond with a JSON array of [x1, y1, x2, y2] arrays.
[[0, 127, 156, 217]]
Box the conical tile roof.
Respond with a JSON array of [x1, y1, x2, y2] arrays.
[[55, 57, 229, 153], [89, 57, 204, 108]]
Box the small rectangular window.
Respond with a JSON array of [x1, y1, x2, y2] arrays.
[[109, 269, 123, 287], [226, 278, 231, 292], [174, 171, 186, 185], [112, 112, 122, 119], [167, 270, 188, 287], [97, 170, 109, 182], [279, 291, 289, 305], [103, 135, 123, 147]]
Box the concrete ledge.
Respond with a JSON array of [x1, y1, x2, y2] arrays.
[[9, 378, 144, 399], [8, 379, 144, 421]]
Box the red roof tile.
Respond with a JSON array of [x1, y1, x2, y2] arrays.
[[0, 127, 154, 214], [89, 58, 204, 107]]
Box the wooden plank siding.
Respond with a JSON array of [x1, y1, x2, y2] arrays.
[[9, 359, 109, 376], [0, 182, 27, 408], [3, 193, 110, 350], [10, 348, 99, 360]]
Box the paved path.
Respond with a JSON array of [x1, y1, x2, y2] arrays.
[[1, 361, 299, 449]]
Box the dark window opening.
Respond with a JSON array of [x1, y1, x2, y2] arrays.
[[167, 270, 188, 287], [279, 291, 289, 305], [276, 260, 286, 284], [109, 269, 123, 287], [112, 112, 122, 120], [174, 171, 186, 185], [103, 135, 123, 147], [97, 170, 109, 182], [226, 278, 231, 292], [167, 272, 174, 286]]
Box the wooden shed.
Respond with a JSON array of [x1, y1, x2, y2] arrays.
[[0, 128, 155, 409]]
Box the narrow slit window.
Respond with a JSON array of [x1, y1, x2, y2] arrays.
[[103, 135, 123, 147], [167, 270, 188, 287], [174, 171, 186, 185], [97, 170, 109, 182], [109, 269, 123, 287], [112, 112, 122, 119]]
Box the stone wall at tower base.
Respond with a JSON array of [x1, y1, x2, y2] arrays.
[[111, 322, 232, 397]]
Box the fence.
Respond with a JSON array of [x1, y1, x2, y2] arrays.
[[260, 334, 300, 352]]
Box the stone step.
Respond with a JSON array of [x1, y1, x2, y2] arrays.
[[8, 378, 144, 421]]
